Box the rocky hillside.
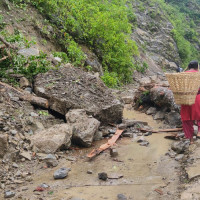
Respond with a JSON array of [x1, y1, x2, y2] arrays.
[[0, 0, 199, 87]]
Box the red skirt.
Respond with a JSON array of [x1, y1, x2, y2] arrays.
[[181, 94, 200, 121]]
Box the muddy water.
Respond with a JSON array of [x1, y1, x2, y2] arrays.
[[15, 109, 179, 200]]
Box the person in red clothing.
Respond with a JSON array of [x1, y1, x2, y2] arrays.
[[180, 60, 200, 144]]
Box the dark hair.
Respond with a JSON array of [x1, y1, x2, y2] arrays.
[[188, 60, 199, 69]]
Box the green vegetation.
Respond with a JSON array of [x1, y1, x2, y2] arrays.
[[1, 0, 199, 87], [151, 0, 200, 67], [10, 0, 139, 86], [0, 28, 50, 84]]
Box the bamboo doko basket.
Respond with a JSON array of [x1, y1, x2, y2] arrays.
[[165, 72, 200, 105]]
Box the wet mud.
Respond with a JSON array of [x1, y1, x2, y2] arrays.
[[5, 109, 181, 200]]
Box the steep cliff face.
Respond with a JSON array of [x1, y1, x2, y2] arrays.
[[131, 0, 181, 75]]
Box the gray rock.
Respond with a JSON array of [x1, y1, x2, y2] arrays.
[[122, 132, 133, 137], [30, 112, 39, 117], [121, 96, 134, 104], [117, 194, 127, 200], [10, 130, 17, 136], [24, 87, 32, 93], [175, 154, 184, 161], [144, 131, 152, 136], [0, 134, 8, 158], [137, 136, 145, 143], [12, 163, 19, 168], [31, 124, 72, 153], [98, 172, 108, 181], [93, 131, 103, 141], [18, 47, 39, 57], [146, 107, 157, 115], [122, 119, 148, 127], [20, 151, 32, 161], [171, 141, 190, 154], [34, 64, 123, 124], [19, 77, 31, 89], [54, 167, 70, 179], [140, 141, 149, 146], [154, 111, 165, 120], [46, 159, 58, 168], [87, 170, 93, 174], [4, 191, 15, 198], [66, 109, 100, 147], [165, 111, 181, 127], [118, 123, 127, 130]]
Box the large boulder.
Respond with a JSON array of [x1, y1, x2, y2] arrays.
[[0, 134, 8, 158], [34, 64, 123, 124], [66, 109, 100, 147], [31, 124, 72, 153], [150, 87, 179, 111]]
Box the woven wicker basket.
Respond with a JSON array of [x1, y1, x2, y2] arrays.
[[165, 72, 200, 105]]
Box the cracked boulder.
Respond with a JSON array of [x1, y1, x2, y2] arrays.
[[31, 124, 72, 153], [34, 64, 123, 124], [66, 109, 100, 147]]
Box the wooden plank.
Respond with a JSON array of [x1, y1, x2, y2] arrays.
[[87, 129, 123, 158]]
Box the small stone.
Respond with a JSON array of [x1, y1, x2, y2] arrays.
[[118, 124, 127, 130], [20, 151, 32, 161], [140, 141, 149, 146], [4, 191, 15, 198], [137, 136, 145, 143], [108, 129, 116, 134], [171, 141, 190, 154], [144, 132, 152, 136], [87, 170, 93, 174], [175, 154, 184, 161], [12, 163, 19, 168], [146, 107, 157, 115], [24, 87, 32, 93], [10, 130, 17, 136], [54, 167, 70, 179], [46, 159, 58, 168], [19, 77, 30, 89], [98, 172, 108, 181], [153, 111, 165, 120], [117, 194, 127, 200], [110, 148, 118, 157], [30, 112, 39, 117], [122, 132, 133, 137]]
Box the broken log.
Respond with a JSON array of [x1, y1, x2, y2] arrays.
[[20, 95, 49, 109], [0, 81, 49, 109], [87, 129, 124, 158], [140, 128, 183, 133]]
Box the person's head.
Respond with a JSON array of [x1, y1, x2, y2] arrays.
[[188, 60, 199, 70]]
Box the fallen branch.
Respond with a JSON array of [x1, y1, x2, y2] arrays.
[[140, 128, 183, 133], [0, 35, 18, 50], [0, 56, 8, 62], [20, 95, 49, 109], [87, 129, 124, 158]]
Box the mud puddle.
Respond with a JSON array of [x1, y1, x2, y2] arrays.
[[14, 109, 180, 200]]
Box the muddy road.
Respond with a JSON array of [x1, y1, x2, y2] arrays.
[[5, 108, 181, 200]]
